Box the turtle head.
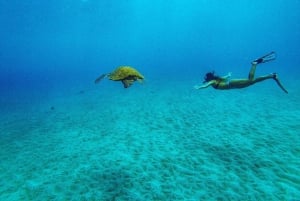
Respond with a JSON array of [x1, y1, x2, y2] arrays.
[[121, 79, 134, 88]]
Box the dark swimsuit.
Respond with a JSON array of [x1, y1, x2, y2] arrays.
[[212, 79, 222, 89]]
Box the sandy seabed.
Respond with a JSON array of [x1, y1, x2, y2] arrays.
[[1, 78, 299, 201]]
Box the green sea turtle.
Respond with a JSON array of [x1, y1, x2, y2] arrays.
[[94, 66, 145, 88]]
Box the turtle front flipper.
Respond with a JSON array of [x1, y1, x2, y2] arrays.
[[137, 78, 144, 84], [121, 79, 134, 88], [95, 74, 108, 84]]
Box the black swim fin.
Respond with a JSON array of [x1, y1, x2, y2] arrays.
[[272, 73, 288, 94], [252, 51, 276, 65]]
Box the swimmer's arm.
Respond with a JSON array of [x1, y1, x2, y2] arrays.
[[221, 72, 232, 80], [194, 81, 214, 89]]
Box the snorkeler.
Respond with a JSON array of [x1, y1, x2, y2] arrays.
[[194, 52, 288, 93]]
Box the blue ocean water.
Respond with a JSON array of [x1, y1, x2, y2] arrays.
[[1, 0, 300, 200]]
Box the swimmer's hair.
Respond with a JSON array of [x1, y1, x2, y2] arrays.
[[203, 71, 221, 83]]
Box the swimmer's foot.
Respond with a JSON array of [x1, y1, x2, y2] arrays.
[[271, 73, 278, 79], [271, 73, 288, 93], [194, 85, 201, 89], [252, 60, 261, 65]]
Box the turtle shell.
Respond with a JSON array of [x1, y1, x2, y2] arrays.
[[108, 66, 144, 81]]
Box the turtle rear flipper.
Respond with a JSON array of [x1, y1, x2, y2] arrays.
[[95, 74, 108, 84]]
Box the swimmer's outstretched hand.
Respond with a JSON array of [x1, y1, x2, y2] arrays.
[[194, 85, 201, 89]]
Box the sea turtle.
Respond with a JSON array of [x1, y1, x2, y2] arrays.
[[94, 66, 144, 88]]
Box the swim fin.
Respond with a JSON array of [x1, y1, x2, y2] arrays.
[[272, 73, 288, 94], [252, 51, 276, 65]]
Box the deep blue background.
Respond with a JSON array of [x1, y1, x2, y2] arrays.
[[1, 0, 300, 95]]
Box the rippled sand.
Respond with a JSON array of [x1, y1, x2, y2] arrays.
[[1, 79, 299, 200]]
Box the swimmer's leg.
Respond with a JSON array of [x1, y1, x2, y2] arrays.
[[248, 63, 257, 81], [249, 52, 276, 81], [252, 73, 274, 84], [253, 73, 288, 93]]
